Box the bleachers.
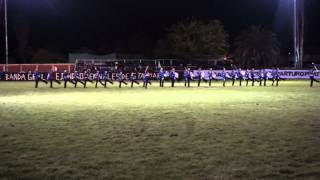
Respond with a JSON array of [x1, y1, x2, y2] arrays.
[[0, 64, 75, 73], [74, 59, 225, 72], [0, 58, 227, 73]]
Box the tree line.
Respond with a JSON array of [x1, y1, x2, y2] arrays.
[[11, 18, 280, 68], [155, 18, 280, 68]]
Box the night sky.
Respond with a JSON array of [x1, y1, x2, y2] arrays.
[[1, 0, 320, 63]]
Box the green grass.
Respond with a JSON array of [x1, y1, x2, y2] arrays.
[[0, 81, 319, 180]]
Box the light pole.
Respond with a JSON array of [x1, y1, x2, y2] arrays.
[[293, 0, 304, 69], [4, 0, 9, 71]]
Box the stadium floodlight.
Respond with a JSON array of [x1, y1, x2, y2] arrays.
[[293, 0, 304, 69], [4, 0, 9, 72]]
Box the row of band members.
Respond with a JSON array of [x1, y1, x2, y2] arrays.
[[34, 67, 319, 88]]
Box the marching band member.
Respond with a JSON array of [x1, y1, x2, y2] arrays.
[[63, 70, 74, 88], [258, 69, 264, 86], [159, 68, 165, 87], [196, 67, 202, 87], [184, 68, 189, 87], [94, 70, 105, 88], [117, 71, 127, 88], [250, 68, 256, 86], [208, 68, 215, 87], [262, 69, 268, 86], [83, 70, 94, 88], [130, 71, 140, 88], [72, 70, 83, 88], [47, 68, 61, 88], [245, 69, 250, 86], [230, 68, 236, 86], [143, 72, 151, 89], [310, 67, 319, 87], [103, 70, 113, 88], [34, 69, 47, 88], [221, 68, 227, 87], [237, 68, 243, 86], [271, 68, 280, 86], [170, 68, 176, 87]]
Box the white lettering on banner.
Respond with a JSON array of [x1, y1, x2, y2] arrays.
[[55, 73, 61, 80], [5, 73, 27, 81], [28, 74, 34, 81]]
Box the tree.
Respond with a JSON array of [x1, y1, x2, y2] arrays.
[[234, 26, 280, 68], [127, 36, 153, 57], [166, 18, 229, 59], [13, 13, 30, 63], [31, 48, 65, 63], [154, 39, 171, 58]]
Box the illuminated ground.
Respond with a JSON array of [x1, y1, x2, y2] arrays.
[[0, 81, 319, 179]]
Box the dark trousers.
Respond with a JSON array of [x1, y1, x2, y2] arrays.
[[49, 80, 61, 88], [259, 79, 263, 86], [223, 79, 226, 87], [272, 78, 279, 86], [131, 80, 140, 88], [310, 77, 319, 87], [64, 79, 74, 88], [143, 80, 151, 89], [104, 79, 113, 88], [252, 79, 255, 86], [171, 79, 175, 87], [119, 80, 127, 88], [73, 79, 83, 88], [160, 79, 164, 87], [84, 79, 93, 88], [263, 79, 267, 86], [74, 80, 78, 88], [209, 79, 212, 87], [246, 79, 249, 86], [198, 79, 201, 87], [273, 77, 285, 86], [35, 79, 47, 88], [239, 78, 243, 86], [95, 79, 105, 88], [184, 78, 190, 87], [232, 77, 236, 86]]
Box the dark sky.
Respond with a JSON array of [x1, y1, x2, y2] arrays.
[[1, 0, 320, 62]]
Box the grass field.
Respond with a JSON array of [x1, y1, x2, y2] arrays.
[[0, 81, 319, 180]]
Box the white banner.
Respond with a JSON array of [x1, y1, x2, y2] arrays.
[[192, 69, 319, 80], [1, 70, 318, 81]]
